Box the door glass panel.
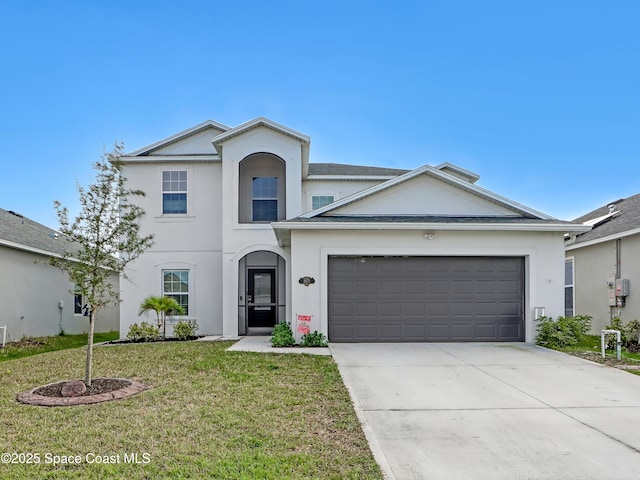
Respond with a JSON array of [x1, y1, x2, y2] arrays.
[[253, 273, 272, 304]]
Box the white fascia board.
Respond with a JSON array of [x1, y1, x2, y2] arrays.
[[0, 238, 65, 259], [126, 120, 230, 157], [565, 227, 640, 251], [435, 162, 480, 183], [301, 164, 555, 220], [120, 154, 220, 164], [305, 175, 398, 181], [211, 116, 310, 147], [272, 221, 589, 233]]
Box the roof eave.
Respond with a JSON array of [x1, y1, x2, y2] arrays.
[[212, 116, 310, 147], [126, 120, 230, 157], [566, 227, 640, 251]]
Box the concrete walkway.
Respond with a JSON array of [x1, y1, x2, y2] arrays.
[[330, 342, 640, 480]]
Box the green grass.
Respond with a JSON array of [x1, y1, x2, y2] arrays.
[[560, 334, 640, 360], [556, 335, 640, 375], [0, 341, 382, 479], [0, 332, 119, 362]]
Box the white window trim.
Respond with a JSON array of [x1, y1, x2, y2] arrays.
[[311, 194, 335, 210], [156, 261, 197, 319], [161, 169, 189, 216], [251, 176, 279, 222], [565, 257, 575, 317]]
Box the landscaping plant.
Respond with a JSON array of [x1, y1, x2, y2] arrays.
[[604, 317, 640, 350], [270, 321, 295, 347], [173, 319, 198, 340], [126, 322, 160, 342], [50, 144, 154, 385], [139, 295, 185, 338], [300, 330, 328, 347], [535, 315, 592, 349]]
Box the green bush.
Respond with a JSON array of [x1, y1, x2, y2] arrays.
[[300, 331, 328, 347], [173, 319, 198, 340], [604, 317, 640, 349], [271, 322, 295, 347], [535, 315, 592, 349], [126, 321, 160, 342]]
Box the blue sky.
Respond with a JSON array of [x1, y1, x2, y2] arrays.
[[1, 1, 639, 227]]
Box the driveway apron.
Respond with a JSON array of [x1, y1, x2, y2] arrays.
[[330, 343, 640, 480]]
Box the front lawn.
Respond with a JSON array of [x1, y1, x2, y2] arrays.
[[0, 332, 119, 362], [0, 341, 382, 479]]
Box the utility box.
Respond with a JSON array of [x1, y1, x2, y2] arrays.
[[615, 279, 630, 297]]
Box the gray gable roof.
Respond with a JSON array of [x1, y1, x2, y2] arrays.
[[308, 163, 409, 176], [571, 193, 640, 245], [0, 208, 72, 256]]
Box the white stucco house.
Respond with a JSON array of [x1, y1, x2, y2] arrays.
[[0, 208, 119, 339], [120, 117, 588, 343]]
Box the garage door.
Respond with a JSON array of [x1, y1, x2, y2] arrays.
[[328, 256, 524, 342]]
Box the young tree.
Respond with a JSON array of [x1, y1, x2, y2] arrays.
[[51, 143, 154, 386]]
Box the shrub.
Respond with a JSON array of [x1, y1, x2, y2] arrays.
[[271, 322, 295, 347], [300, 331, 328, 347], [126, 322, 160, 342], [535, 315, 592, 349], [604, 317, 640, 349], [173, 320, 198, 340]]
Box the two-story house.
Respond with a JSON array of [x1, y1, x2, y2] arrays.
[[120, 117, 588, 343]]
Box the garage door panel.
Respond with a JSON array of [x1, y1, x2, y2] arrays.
[[356, 280, 377, 294], [380, 302, 401, 316], [355, 324, 377, 339], [475, 324, 497, 339], [499, 302, 521, 316], [427, 323, 450, 340], [499, 323, 521, 339], [450, 324, 474, 340], [404, 324, 425, 337], [356, 303, 377, 316], [331, 280, 353, 295], [328, 256, 524, 342], [452, 280, 474, 294], [405, 280, 426, 294], [380, 280, 402, 295], [379, 324, 403, 339]]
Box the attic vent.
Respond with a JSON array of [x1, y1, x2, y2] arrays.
[[608, 204, 617, 213], [8, 210, 23, 218]]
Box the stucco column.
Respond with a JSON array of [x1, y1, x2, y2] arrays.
[[222, 252, 239, 338]]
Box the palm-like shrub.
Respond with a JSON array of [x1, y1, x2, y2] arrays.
[[139, 296, 185, 338]]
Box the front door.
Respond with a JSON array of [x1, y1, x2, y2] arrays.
[[247, 268, 277, 328]]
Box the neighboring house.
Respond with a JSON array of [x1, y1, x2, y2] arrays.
[[120, 117, 587, 343], [0, 208, 119, 340], [565, 194, 640, 332]]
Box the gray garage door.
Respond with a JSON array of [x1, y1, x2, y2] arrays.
[[328, 256, 525, 342]]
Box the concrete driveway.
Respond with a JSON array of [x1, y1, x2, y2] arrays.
[[330, 343, 640, 480]]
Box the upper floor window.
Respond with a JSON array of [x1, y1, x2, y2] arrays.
[[162, 171, 187, 214], [238, 153, 286, 223], [312, 195, 335, 210], [252, 177, 278, 222], [564, 258, 574, 317]]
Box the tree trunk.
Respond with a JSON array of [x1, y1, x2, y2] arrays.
[[85, 311, 96, 386]]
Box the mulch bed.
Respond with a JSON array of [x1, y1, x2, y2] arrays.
[[34, 378, 131, 397], [567, 351, 640, 369], [17, 378, 148, 407]]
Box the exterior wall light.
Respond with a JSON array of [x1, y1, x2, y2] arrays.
[[298, 276, 315, 286]]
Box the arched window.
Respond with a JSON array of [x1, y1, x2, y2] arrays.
[[239, 153, 286, 223]]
